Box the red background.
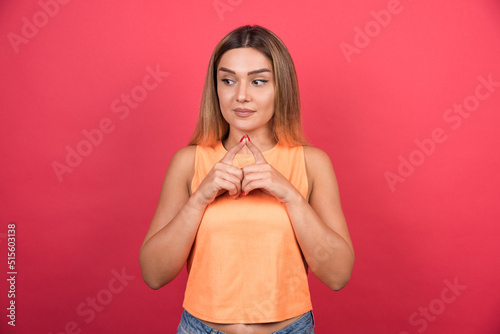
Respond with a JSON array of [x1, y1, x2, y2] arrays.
[[1, 0, 500, 333]]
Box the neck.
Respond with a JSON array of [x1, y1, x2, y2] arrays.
[[223, 127, 276, 154]]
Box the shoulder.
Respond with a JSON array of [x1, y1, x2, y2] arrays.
[[166, 145, 197, 180], [302, 145, 333, 169], [171, 145, 197, 163], [302, 145, 336, 185]]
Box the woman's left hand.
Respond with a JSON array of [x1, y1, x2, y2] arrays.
[[241, 137, 300, 204]]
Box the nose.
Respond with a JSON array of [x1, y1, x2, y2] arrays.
[[236, 81, 250, 103]]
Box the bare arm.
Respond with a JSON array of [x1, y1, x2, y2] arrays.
[[285, 146, 354, 290], [139, 146, 203, 289], [139, 141, 247, 289], [241, 142, 354, 290]]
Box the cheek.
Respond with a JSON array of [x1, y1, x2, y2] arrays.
[[217, 88, 231, 107], [218, 87, 233, 103], [261, 90, 275, 109], [217, 89, 234, 122]]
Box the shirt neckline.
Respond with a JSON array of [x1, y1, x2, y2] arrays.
[[217, 140, 279, 158]]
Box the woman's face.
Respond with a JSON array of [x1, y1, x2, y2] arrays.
[[216, 47, 275, 133]]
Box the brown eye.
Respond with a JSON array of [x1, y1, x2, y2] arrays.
[[221, 79, 235, 85], [252, 79, 268, 86]]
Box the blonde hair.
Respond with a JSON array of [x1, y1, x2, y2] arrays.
[[189, 25, 307, 147]]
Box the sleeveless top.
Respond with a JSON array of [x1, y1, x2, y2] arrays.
[[182, 141, 312, 324]]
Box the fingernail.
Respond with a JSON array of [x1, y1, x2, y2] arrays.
[[240, 135, 246, 142], [246, 135, 251, 141], [241, 191, 245, 195]]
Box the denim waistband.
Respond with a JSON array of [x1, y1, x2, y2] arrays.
[[176, 309, 315, 334]]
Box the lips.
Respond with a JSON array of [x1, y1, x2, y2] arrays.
[[233, 108, 256, 117]]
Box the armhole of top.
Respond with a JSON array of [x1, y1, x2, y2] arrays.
[[300, 145, 311, 201], [189, 145, 200, 196]]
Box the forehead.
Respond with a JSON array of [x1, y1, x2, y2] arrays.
[[218, 48, 272, 73]]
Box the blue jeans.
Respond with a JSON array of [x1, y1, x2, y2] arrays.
[[176, 309, 315, 334]]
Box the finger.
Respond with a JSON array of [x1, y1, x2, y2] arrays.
[[242, 179, 270, 196], [245, 138, 267, 164], [225, 165, 244, 180], [214, 162, 243, 178], [214, 169, 243, 190], [241, 171, 267, 190], [215, 174, 242, 196], [216, 179, 240, 196], [242, 163, 272, 174], [220, 140, 246, 164]]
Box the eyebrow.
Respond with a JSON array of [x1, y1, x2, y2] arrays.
[[218, 67, 272, 76]]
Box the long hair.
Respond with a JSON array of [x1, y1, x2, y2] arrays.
[[188, 25, 308, 147]]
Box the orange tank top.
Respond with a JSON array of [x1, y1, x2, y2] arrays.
[[183, 141, 312, 323]]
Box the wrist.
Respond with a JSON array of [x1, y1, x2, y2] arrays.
[[283, 187, 306, 207], [187, 191, 209, 212]]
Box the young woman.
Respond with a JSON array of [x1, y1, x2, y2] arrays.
[[139, 25, 354, 334]]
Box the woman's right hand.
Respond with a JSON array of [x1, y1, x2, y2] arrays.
[[193, 139, 246, 206], [140, 141, 248, 289]]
